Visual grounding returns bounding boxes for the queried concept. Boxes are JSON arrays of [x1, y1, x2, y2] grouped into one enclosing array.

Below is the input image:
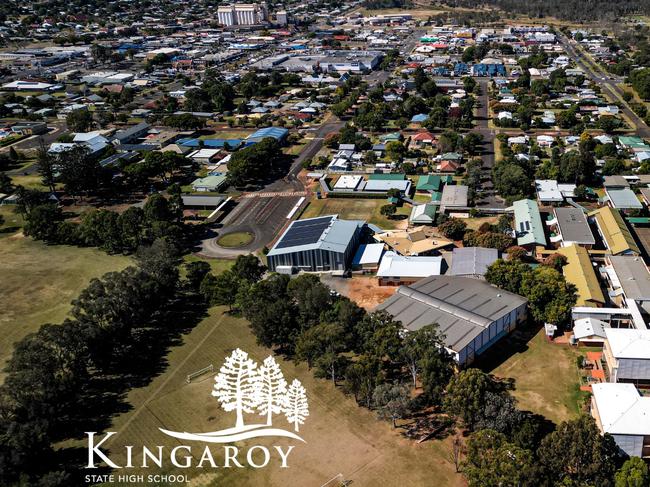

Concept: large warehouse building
[[267, 215, 364, 272], [376, 276, 528, 366]]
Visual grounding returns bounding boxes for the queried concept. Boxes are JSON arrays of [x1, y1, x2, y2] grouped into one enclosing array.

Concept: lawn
[[183, 254, 235, 275], [301, 197, 411, 229], [0, 235, 131, 380], [99, 307, 465, 486], [484, 329, 587, 424], [9, 173, 49, 191], [216, 231, 254, 248]]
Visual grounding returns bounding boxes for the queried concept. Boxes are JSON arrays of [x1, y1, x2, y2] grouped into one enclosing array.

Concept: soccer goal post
[[320, 473, 347, 487], [186, 364, 214, 383]]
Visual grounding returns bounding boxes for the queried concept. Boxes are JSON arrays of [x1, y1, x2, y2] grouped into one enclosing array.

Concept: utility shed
[[376, 276, 528, 366], [266, 215, 363, 272]]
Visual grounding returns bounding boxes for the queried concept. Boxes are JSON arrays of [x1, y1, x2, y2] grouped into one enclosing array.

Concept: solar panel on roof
[[275, 217, 333, 249]]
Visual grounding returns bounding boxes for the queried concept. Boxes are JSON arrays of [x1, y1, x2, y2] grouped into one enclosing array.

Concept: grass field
[[487, 329, 587, 424], [216, 231, 254, 248], [0, 235, 131, 379], [301, 197, 411, 229], [100, 307, 465, 487]]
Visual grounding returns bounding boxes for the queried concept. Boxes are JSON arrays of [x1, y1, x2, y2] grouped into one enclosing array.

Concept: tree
[[444, 369, 501, 430], [201, 270, 241, 310], [461, 132, 484, 156], [23, 204, 63, 242], [239, 274, 299, 351], [56, 146, 101, 198], [485, 259, 533, 294], [232, 254, 266, 284], [117, 207, 145, 251], [185, 261, 211, 291], [283, 379, 309, 432], [135, 238, 181, 292], [227, 138, 284, 187], [295, 323, 347, 384], [380, 204, 396, 219], [521, 265, 577, 326], [343, 355, 384, 408], [615, 457, 649, 487], [287, 274, 332, 328], [373, 383, 411, 428], [256, 356, 288, 426], [538, 416, 619, 486], [65, 109, 93, 132], [463, 429, 536, 487], [212, 349, 260, 429], [401, 324, 440, 388], [36, 146, 56, 193], [419, 344, 455, 406], [439, 218, 467, 240]]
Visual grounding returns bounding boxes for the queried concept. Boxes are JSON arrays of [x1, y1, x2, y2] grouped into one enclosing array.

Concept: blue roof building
[[247, 127, 289, 143]]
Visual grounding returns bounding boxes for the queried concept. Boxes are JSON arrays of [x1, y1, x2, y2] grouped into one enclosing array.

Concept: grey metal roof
[[181, 195, 225, 207], [617, 358, 650, 381], [376, 276, 527, 353], [267, 215, 362, 256], [440, 185, 468, 207], [449, 247, 499, 277], [612, 435, 643, 458], [606, 188, 643, 209], [555, 207, 595, 245], [609, 255, 650, 300]]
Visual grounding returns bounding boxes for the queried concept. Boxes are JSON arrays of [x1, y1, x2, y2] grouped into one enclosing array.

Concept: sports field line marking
[[105, 311, 229, 445]]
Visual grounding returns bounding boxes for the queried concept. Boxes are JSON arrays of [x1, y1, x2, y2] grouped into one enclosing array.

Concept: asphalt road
[[558, 33, 650, 139], [472, 78, 505, 208]]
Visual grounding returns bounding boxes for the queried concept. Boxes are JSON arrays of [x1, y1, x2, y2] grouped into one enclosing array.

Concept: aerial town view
[[2, 0, 650, 485]]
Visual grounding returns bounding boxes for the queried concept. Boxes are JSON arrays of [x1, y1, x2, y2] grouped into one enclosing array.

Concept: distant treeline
[[363, 0, 412, 10], [438, 0, 650, 22]]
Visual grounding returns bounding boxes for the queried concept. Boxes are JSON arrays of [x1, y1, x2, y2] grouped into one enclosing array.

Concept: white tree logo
[[212, 349, 260, 429], [257, 356, 288, 426], [284, 379, 309, 432], [160, 349, 309, 443]]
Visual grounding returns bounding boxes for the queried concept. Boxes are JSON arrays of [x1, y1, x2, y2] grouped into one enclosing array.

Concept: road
[[558, 33, 650, 139], [472, 78, 504, 208]]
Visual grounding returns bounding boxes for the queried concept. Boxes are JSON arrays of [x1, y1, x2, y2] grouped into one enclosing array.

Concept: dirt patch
[[347, 276, 398, 310]]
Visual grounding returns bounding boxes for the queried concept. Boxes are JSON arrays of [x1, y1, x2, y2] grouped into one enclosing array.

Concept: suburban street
[[558, 33, 650, 139]]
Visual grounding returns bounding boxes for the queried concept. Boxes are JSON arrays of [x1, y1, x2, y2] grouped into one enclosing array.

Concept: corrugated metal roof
[[449, 247, 499, 277], [608, 255, 650, 300], [617, 359, 650, 380], [589, 207, 640, 255], [376, 276, 527, 353], [554, 207, 595, 245], [557, 245, 605, 307], [513, 199, 546, 246], [611, 435, 643, 458]]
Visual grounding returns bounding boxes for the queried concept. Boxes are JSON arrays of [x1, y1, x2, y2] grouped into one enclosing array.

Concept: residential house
[[513, 199, 547, 249]]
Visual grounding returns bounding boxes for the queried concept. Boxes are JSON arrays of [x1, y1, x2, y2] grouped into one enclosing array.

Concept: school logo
[[159, 349, 309, 443]]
